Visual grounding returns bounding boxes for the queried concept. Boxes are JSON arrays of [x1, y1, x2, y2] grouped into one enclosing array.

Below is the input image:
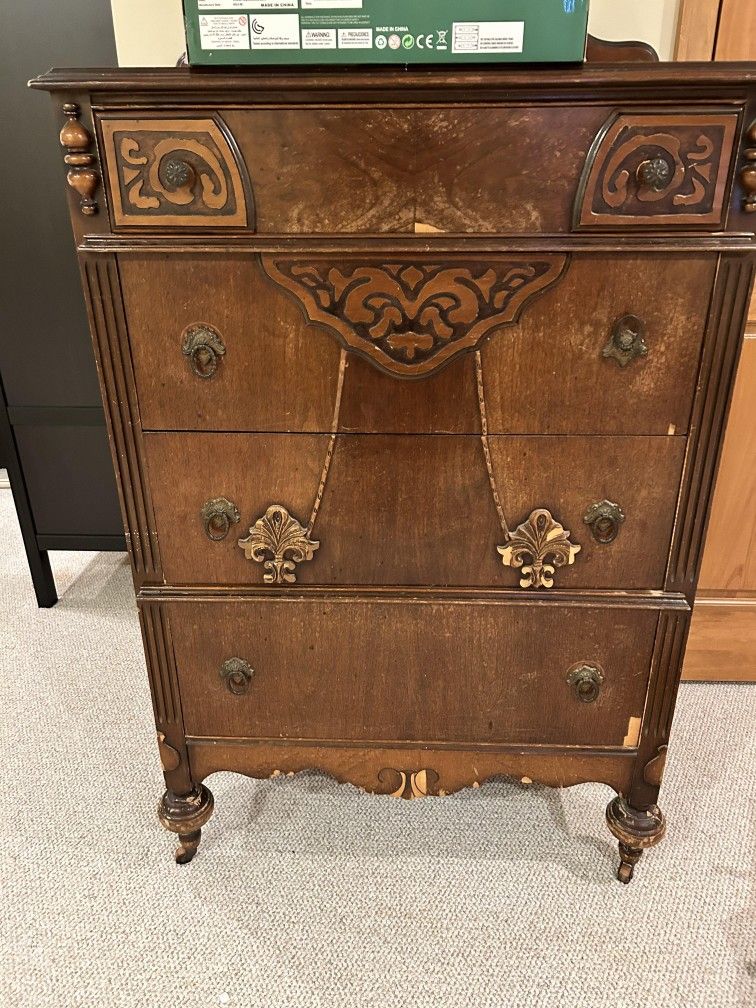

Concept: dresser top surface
[[30, 62, 756, 100]]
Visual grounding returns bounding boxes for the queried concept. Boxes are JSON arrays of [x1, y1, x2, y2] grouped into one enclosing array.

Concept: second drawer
[[144, 432, 685, 590]]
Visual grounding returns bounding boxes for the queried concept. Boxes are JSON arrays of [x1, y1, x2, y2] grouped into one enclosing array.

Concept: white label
[[198, 1, 297, 9], [452, 21, 524, 54], [249, 13, 300, 48], [302, 28, 337, 49], [199, 14, 250, 49], [338, 28, 372, 48], [303, 1, 362, 8]]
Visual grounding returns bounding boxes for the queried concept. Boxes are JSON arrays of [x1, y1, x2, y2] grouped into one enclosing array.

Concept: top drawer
[[95, 107, 739, 234]]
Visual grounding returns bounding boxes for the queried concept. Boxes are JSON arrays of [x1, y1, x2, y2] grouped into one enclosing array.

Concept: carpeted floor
[[1, 488, 754, 1008]]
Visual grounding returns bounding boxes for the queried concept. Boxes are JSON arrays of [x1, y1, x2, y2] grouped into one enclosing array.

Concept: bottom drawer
[[166, 598, 659, 748]]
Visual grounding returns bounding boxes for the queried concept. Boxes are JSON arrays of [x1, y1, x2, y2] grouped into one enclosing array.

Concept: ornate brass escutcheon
[[220, 657, 254, 696], [200, 497, 240, 542], [567, 663, 605, 703], [584, 500, 625, 544], [181, 322, 226, 379], [602, 314, 648, 368]]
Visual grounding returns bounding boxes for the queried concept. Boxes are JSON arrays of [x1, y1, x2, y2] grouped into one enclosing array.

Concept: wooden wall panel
[[715, 0, 756, 60], [679, 0, 756, 680]]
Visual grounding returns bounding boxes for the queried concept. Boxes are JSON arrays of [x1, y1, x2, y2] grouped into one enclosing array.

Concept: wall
[[110, 0, 682, 66]]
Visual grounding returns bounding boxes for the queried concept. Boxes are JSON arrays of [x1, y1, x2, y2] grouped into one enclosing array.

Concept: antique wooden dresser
[[32, 64, 756, 882]]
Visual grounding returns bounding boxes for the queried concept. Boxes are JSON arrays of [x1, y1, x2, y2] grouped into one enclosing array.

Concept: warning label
[[199, 14, 250, 48], [452, 21, 524, 54], [338, 28, 373, 48], [302, 28, 337, 49]]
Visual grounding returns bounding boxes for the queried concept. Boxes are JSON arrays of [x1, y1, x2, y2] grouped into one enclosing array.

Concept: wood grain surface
[[168, 598, 657, 747], [143, 432, 685, 590]]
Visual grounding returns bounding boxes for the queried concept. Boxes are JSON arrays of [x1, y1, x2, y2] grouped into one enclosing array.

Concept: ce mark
[[416, 33, 435, 50]]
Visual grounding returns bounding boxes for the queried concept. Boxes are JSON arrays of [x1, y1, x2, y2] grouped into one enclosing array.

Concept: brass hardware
[[741, 121, 756, 213], [59, 103, 99, 216], [498, 508, 581, 589], [636, 156, 673, 192], [602, 314, 648, 368], [159, 157, 195, 190], [567, 663, 604, 703], [238, 505, 319, 584], [220, 657, 254, 696], [200, 497, 240, 541], [181, 323, 226, 379], [584, 500, 625, 544]]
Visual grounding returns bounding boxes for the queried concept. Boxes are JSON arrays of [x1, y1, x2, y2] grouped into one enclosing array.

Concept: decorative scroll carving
[[378, 768, 439, 799], [498, 509, 581, 589], [261, 255, 567, 378], [741, 120, 756, 213], [575, 111, 738, 228], [100, 116, 250, 227], [60, 103, 99, 216], [238, 505, 319, 584]]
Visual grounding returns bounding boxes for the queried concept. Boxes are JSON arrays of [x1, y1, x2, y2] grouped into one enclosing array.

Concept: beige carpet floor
[[1, 488, 754, 1008]]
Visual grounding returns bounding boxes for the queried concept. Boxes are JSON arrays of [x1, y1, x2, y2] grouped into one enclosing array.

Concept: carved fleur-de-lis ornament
[[498, 508, 581, 589], [238, 505, 319, 584]]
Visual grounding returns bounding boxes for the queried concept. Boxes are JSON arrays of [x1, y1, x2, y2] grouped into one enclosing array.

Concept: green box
[[183, 1, 589, 66]]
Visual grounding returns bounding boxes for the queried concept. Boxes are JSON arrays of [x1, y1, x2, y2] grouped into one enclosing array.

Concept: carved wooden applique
[[261, 255, 567, 378], [574, 111, 738, 229], [99, 116, 250, 227]]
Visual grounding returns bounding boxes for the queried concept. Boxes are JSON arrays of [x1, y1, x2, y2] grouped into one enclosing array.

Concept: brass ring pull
[[220, 658, 254, 696], [567, 663, 604, 704], [182, 323, 226, 379], [201, 497, 240, 541], [602, 314, 647, 368], [584, 500, 625, 544]]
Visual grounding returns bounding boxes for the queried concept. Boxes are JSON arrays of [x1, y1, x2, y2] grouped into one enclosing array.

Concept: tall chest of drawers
[[33, 64, 756, 881]]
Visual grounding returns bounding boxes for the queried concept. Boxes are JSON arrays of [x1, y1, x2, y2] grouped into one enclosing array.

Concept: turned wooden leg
[[606, 795, 666, 884], [158, 784, 214, 864]]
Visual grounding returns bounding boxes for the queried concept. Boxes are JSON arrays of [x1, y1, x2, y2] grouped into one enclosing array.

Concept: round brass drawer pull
[[201, 497, 240, 541], [160, 156, 195, 190], [220, 658, 254, 696], [636, 156, 672, 192], [567, 663, 604, 704], [584, 500, 625, 544], [181, 322, 226, 379]]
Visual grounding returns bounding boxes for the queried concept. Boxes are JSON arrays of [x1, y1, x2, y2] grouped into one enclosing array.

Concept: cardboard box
[[183, 1, 589, 67]]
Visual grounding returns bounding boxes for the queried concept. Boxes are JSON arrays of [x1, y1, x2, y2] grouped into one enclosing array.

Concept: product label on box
[[303, 1, 363, 8], [199, 0, 296, 8], [199, 14, 250, 48], [249, 12, 300, 47], [302, 28, 337, 48], [452, 21, 524, 54], [338, 27, 373, 48]]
